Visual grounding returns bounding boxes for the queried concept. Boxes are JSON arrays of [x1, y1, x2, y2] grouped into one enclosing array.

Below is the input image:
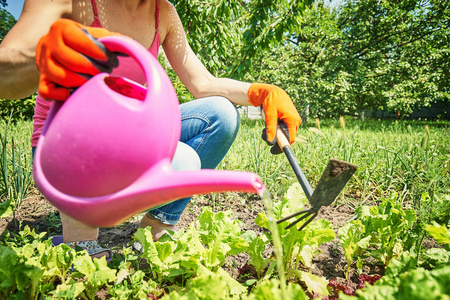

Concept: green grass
[[0, 118, 33, 220], [221, 117, 450, 224]]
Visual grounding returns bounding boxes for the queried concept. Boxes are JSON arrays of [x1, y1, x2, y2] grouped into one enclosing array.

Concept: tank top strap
[[149, 0, 161, 58], [90, 0, 102, 27], [155, 0, 160, 30]]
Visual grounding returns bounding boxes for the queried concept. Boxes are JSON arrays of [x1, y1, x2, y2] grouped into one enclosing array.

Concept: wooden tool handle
[[261, 110, 290, 149], [275, 126, 290, 149]]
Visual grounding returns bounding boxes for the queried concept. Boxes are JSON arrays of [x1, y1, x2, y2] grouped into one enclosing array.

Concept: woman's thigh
[[179, 96, 240, 169]]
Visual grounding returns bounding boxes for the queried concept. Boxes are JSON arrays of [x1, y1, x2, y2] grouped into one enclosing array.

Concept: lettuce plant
[[133, 206, 249, 290], [250, 183, 334, 295], [339, 193, 417, 273]]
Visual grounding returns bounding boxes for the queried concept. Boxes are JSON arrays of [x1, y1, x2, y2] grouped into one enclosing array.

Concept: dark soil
[[0, 188, 383, 298]]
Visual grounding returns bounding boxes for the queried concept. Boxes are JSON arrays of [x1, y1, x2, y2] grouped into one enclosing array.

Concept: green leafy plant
[[246, 278, 308, 300], [0, 244, 44, 299], [358, 194, 417, 265], [255, 183, 335, 268], [0, 227, 52, 299], [197, 207, 248, 269], [45, 211, 62, 235], [0, 94, 36, 122], [161, 267, 247, 300], [108, 246, 157, 299], [338, 220, 372, 278], [241, 230, 271, 279], [339, 193, 418, 277], [250, 183, 334, 295], [0, 226, 117, 299], [134, 207, 249, 287], [340, 253, 450, 300], [420, 222, 450, 268], [52, 252, 116, 300], [133, 226, 200, 284], [426, 222, 450, 250]]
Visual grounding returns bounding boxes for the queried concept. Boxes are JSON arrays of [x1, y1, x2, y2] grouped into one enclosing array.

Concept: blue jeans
[[147, 96, 240, 224]]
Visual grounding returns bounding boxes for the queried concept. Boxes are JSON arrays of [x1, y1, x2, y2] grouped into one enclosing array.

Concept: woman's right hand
[[36, 19, 120, 101]]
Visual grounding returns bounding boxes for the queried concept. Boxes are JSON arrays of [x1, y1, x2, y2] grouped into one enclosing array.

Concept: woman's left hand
[[248, 83, 302, 147]]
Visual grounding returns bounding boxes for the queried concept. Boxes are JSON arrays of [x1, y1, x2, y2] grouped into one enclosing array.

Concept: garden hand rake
[[272, 124, 358, 231]]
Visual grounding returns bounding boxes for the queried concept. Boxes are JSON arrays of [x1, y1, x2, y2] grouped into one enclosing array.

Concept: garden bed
[[1, 188, 386, 298]]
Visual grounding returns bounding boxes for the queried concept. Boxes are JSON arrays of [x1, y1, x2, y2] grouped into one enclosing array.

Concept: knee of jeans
[[171, 142, 201, 171], [209, 96, 241, 138]]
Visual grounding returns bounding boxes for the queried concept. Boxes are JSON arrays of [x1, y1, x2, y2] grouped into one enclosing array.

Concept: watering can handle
[[98, 36, 166, 103]]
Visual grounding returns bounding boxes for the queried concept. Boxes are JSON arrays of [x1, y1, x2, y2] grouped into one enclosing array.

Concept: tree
[[336, 0, 450, 115], [248, 2, 357, 117], [165, 0, 315, 104], [232, 0, 314, 77], [169, 0, 244, 76], [1, 6, 15, 42], [247, 0, 449, 118], [168, 0, 314, 78], [0, 0, 7, 8]]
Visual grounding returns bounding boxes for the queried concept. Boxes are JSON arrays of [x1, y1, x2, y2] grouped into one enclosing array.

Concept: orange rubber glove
[[248, 83, 302, 152], [36, 19, 121, 101]]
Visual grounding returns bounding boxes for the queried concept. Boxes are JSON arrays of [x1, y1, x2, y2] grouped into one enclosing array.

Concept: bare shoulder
[[16, 0, 73, 29], [158, 1, 181, 31], [21, 0, 72, 16], [158, 0, 177, 14], [157, 0, 184, 43], [0, 0, 71, 48], [158, 0, 180, 26]]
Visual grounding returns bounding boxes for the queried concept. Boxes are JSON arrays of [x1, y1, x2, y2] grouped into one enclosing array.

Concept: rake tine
[[296, 212, 319, 231], [277, 208, 313, 224], [284, 211, 313, 230]]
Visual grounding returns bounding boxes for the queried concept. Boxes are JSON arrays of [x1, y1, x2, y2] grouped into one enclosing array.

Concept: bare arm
[[161, 2, 252, 106], [0, 0, 70, 99]]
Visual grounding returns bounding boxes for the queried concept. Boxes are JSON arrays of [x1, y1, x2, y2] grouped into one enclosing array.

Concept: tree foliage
[[169, 0, 243, 76], [0, 6, 15, 41], [245, 0, 449, 117], [169, 0, 449, 117], [1, 0, 449, 119], [248, 2, 361, 117], [233, 0, 314, 77], [169, 0, 314, 78], [336, 0, 450, 115]]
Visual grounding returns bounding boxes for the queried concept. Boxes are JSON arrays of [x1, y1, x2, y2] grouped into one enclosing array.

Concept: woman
[[0, 0, 301, 260]]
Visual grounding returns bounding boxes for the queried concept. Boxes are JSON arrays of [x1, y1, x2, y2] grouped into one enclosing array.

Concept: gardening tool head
[[277, 158, 358, 231], [308, 158, 358, 210], [33, 35, 264, 227], [269, 122, 359, 230]]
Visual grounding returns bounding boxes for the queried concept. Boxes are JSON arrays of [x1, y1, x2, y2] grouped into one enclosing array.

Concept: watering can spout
[[161, 168, 265, 199]]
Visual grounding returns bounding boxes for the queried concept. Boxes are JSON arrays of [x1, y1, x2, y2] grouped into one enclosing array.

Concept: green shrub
[[0, 94, 36, 122]]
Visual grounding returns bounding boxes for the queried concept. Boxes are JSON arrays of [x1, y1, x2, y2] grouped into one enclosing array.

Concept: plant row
[[1, 183, 449, 299]]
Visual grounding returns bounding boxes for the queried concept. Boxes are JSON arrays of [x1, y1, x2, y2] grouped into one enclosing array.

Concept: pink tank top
[[31, 0, 161, 147]]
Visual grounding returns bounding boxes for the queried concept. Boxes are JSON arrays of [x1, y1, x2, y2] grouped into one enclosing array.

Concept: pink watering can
[[33, 36, 265, 227]]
